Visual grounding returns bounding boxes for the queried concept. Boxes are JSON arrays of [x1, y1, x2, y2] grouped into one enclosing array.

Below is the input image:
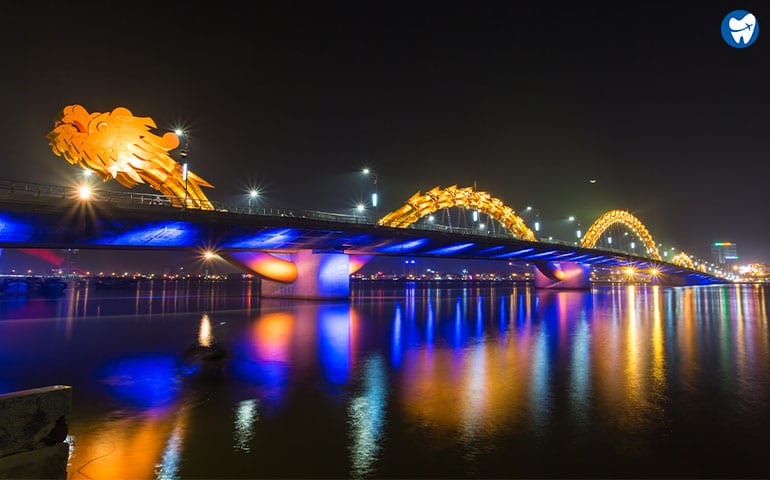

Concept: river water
[[1, 279, 768, 478]]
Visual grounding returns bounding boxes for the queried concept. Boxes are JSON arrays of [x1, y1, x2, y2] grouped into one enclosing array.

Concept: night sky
[[1, 1, 769, 270]]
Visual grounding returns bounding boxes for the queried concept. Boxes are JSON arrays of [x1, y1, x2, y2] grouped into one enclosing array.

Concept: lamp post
[[362, 167, 379, 221], [248, 189, 259, 214], [175, 129, 189, 209], [523, 205, 541, 238], [568, 215, 582, 245]]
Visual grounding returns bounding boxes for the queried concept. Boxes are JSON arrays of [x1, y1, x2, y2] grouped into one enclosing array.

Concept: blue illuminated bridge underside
[[0, 195, 719, 284]]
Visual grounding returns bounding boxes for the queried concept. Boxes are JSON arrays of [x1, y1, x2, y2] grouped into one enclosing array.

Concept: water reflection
[[1, 282, 769, 478], [233, 399, 258, 453], [349, 355, 386, 479]]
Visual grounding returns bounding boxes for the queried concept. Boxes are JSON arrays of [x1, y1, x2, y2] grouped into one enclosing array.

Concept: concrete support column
[[534, 261, 591, 289], [224, 250, 351, 300]]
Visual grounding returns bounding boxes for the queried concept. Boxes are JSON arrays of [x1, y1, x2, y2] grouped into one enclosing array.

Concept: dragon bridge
[[377, 185, 536, 241], [47, 105, 214, 209], [580, 209, 662, 260], [671, 252, 695, 269]]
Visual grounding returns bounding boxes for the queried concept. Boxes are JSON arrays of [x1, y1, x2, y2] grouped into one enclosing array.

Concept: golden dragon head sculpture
[[47, 104, 214, 209]]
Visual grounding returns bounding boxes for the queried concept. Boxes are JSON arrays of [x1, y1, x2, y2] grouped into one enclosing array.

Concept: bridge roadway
[[0, 183, 722, 294]]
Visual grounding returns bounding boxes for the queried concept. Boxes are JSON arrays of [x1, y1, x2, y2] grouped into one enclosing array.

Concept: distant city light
[[356, 204, 365, 212], [371, 192, 378, 208], [249, 189, 259, 198]]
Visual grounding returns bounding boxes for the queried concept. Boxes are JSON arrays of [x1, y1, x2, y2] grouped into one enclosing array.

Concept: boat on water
[[34, 278, 68, 296], [1, 277, 68, 297], [3, 279, 29, 296]]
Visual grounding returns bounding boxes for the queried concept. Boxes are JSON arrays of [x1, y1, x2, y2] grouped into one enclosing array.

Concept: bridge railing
[[0, 179, 70, 197], [0, 178, 370, 225]]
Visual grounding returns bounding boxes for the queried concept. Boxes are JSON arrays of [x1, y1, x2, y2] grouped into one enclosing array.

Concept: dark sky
[[1, 1, 769, 265]]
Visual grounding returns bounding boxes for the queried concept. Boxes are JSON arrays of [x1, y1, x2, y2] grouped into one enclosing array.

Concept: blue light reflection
[[99, 354, 180, 408]]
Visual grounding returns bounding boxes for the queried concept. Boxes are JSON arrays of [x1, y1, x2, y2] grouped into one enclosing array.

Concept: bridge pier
[[223, 250, 352, 300], [534, 261, 591, 289]]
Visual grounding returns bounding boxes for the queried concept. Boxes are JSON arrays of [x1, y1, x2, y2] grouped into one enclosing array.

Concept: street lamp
[[248, 189, 259, 214], [362, 167, 379, 218], [568, 215, 582, 242], [78, 184, 92, 200], [523, 205, 541, 235], [175, 129, 189, 209]]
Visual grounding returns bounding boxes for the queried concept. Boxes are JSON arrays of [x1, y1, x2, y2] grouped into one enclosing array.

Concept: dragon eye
[[72, 120, 87, 133], [96, 121, 108, 132]]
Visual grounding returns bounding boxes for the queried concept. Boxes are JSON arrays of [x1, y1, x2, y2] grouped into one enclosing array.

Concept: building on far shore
[[712, 242, 739, 267]]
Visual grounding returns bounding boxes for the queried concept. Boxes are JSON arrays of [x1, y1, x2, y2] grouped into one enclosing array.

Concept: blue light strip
[[223, 228, 300, 249], [590, 258, 616, 264], [424, 242, 476, 255], [477, 245, 506, 255], [492, 248, 535, 258], [524, 250, 559, 259], [376, 238, 430, 253], [550, 252, 578, 259]]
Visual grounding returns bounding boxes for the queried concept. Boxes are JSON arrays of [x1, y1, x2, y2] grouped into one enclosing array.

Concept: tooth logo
[[721, 10, 759, 48]]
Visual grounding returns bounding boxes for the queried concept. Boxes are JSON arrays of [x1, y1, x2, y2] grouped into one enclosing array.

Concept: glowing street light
[[248, 189, 259, 214], [522, 205, 541, 235], [175, 129, 190, 208], [362, 167, 379, 214], [567, 215, 582, 242], [78, 184, 92, 200]]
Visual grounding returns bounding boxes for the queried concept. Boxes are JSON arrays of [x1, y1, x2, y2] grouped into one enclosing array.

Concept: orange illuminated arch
[[377, 185, 536, 241], [580, 210, 661, 260], [671, 252, 695, 269]]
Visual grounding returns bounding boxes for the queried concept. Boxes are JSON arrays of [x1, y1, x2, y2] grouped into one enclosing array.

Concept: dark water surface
[[1, 280, 769, 479]]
